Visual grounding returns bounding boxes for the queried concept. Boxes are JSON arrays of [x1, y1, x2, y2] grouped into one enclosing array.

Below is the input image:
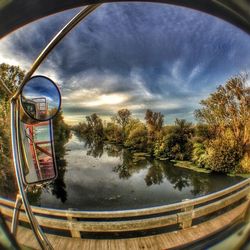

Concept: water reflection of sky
[[38, 134, 243, 211]]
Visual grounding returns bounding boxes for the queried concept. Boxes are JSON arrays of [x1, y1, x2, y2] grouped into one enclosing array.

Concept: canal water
[[31, 133, 243, 211]]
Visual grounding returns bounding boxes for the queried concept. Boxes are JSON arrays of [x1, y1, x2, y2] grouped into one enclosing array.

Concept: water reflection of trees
[[105, 144, 123, 158], [144, 163, 164, 186], [153, 160, 210, 195], [111, 150, 210, 195], [74, 134, 227, 198], [159, 161, 191, 191], [86, 140, 104, 158], [113, 150, 148, 180], [113, 150, 133, 179]]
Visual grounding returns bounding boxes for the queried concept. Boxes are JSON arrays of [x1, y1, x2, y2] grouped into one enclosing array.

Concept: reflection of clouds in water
[[38, 135, 243, 210]]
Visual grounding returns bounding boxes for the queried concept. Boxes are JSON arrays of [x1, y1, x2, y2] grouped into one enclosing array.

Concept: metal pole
[[12, 4, 101, 100], [11, 99, 53, 249], [10, 4, 101, 249], [11, 194, 22, 236]]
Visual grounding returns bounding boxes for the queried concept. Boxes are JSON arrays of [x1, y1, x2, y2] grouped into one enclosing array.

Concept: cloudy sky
[[0, 3, 250, 125]]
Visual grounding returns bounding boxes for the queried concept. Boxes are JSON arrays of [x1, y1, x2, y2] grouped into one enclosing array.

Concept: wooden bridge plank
[[2, 185, 249, 234], [0, 185, 248, 239], [8, 200, 248, 250]]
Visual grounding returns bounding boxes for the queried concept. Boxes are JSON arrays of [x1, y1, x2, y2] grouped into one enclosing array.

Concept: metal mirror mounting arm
[[10, 4, 101, 249]]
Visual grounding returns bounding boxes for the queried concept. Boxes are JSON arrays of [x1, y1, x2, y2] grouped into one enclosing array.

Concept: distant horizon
[[64, 112, 195, 126], [64, 107, 198, 126]]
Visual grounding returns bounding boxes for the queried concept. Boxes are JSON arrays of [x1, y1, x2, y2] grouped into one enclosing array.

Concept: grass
[[171, 160, 212, 173], [227, 173, 250, 179]]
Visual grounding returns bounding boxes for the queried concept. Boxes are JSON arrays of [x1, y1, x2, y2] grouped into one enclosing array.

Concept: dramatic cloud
[[1, 3, 250, 124]]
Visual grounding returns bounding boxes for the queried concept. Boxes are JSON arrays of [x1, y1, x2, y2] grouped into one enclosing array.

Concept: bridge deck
[[11, 201, 248, 250]]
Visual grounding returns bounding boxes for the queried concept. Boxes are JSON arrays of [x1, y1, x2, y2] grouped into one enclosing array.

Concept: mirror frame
[[17, 111, 58, 185], [20, 75, 62, 122]]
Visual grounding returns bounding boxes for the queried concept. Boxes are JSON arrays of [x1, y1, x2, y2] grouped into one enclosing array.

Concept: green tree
[[86, 113, 104, 140], [72, 121, 89, 136], [193, 123, 214, 144], [192, 142, 207, 168], [113, 109, 131, 128], [52, 110, 71, 159], [145, 109, 164, 133], [124, 120, 147, 151], [0, 63, 24, 197], [154, 119, 193, 160], [113, 109, 131, 140], [145, 109, 164, 154], [105, 122, 123, 144]]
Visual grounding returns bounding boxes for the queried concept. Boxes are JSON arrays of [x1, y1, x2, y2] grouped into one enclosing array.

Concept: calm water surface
[[32, 134, 243, 211]]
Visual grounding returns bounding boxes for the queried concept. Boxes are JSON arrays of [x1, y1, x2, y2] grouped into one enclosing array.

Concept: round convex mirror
[[21, 76, 61, 121]]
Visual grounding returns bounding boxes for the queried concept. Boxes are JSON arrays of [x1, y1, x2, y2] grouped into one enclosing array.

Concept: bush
[[205, 138, 243, 173], [154, 132, 193, 161], [105, 122, 123, 144], [125, 123, 147, 150], [192, 142, 207, 167], [239, 153, 250, 173]]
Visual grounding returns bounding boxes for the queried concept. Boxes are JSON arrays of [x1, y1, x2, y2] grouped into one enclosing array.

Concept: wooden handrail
[[0, 179, 249, 236], [0, 178, 249, 219]]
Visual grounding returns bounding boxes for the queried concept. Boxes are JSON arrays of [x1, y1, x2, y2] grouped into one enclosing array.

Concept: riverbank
[[228, 173, 250, 179], [130, 150, 250, 177], [130, 152, 212, 174], [170, 160, 211, 173], [170, 159, 250, 179], [27, 133, 244, 210]]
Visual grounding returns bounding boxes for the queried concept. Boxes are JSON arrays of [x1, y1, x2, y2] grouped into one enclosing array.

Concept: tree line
[[0, 63, 25, 197], [73, 74, 250, 174], [0, 63, 71, 201]]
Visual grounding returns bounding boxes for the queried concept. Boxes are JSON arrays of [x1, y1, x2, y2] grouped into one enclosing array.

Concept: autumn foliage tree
[[113, 108, 131, 140], [195, 74, 250, 145], [195, 74, 250, 172], [86, 113, 104, 140], [145, 109, 164, 153]]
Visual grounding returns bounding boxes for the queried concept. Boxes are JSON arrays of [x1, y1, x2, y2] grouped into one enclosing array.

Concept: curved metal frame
[[10, 4, 100, 249], [7, 1, 250, 249], [18, 119, 58, 185], [20, 75, 62, 122]]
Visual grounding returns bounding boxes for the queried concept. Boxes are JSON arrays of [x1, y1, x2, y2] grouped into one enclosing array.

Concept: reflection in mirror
[[21, 76, 61, 121], [19, 120, 57, 184]]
